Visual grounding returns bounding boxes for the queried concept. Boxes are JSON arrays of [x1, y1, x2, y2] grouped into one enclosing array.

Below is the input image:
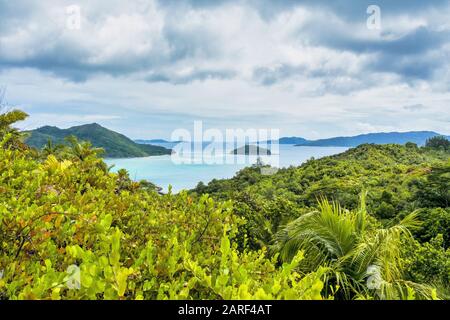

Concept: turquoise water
[[105, 145, 348, 193]]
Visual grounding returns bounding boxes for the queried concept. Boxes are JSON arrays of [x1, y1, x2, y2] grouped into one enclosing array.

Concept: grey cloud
[[0, 0, 230, 83], [298, 0, 450, 21], [367, 48, 446, 81], [253, 6, 450, 85], [252, 63, 373, 95], [292, 24, 450, 82], [313, 27, 450, 56], [162, 24, 223, 62], [1, 52, 149, 83], [0, 0, 39, 32], [157, 0, 233, 9], [253, 65, 306, 86], [158, 0, 450, 20], [403, 104, 426, 112], [1, 0, 449, 87], [145, 69, 236, 84]]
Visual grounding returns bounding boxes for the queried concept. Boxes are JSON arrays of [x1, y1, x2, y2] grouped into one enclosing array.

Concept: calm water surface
[[105, 144, 348, 192]]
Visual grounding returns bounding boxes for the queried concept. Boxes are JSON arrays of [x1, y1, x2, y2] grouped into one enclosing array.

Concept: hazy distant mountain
[[294, 131, 443, 147], [25, 123, 172, 158], [135, 139, 183, 144], [139, 131, 448, 149], [135, 139, 170, 144], [279, 137, 309, 144]]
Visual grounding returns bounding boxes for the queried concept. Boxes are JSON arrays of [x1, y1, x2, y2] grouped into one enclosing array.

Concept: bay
[[105, 144, 348, 193]]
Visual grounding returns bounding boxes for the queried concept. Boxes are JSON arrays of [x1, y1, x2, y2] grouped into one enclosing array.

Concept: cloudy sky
[[1, 0, 449, 139]]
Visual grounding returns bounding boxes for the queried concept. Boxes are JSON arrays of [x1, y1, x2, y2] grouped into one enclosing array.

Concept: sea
[[105, 143, 348, 193]]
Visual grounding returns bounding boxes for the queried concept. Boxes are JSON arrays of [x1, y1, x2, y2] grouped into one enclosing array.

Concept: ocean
[[105, 144, 348, 193]]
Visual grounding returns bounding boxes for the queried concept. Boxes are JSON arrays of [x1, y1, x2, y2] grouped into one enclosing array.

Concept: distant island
[[135, 139, 184, 144], [231, 145, 271, 155], [25, 123, 172, 158], [26, 126, 448, 159], [270, 131, 448, 147], [279, 137, 309, 144]]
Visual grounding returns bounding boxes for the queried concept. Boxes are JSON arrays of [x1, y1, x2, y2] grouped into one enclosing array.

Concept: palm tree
[[42, 138, 64, 157], [65, 135, 104, 161], [272, 193, 434, 299]]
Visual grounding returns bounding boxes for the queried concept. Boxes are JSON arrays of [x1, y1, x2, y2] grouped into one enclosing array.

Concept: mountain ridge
[[295, 131, 444, 147], [265, 131, 446, 147], [25, 123, 172, 158]]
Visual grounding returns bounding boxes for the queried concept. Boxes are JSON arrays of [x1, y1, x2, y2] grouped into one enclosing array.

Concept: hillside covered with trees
[[25, 123, 172, 158], [0, 110, 449, 300], [194, 137, 450, 298]]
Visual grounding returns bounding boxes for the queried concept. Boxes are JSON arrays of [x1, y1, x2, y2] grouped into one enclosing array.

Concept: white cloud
[[18, 113, 121, 131], [0, 0, 449, 138]]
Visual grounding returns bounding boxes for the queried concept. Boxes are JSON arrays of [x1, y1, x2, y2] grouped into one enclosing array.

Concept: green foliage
[[410, 161, 450, 208], [375, 202, 396, 219], [403, 236, 450, 299], [195, 144, 449, 242], [1, 110, 448, 300], [0, 136, 327, 300], [425, 136, 450, 151], [41, 139, 64, 158], [193, 143, 450, 298], [0, 109, 29, 150], [25, 123, 172, 158], [272, 194, 433, 299], [412, 208, 450, 248]]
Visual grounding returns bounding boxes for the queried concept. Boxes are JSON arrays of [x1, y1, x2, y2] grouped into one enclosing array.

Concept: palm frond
[[273, 193, 427, 299]]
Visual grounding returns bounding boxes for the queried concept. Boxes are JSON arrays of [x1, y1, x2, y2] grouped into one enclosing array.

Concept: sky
[[0, 0, 449, 139]]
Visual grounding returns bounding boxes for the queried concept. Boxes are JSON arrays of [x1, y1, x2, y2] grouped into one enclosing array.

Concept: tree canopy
[[1, 110, 449, 300]]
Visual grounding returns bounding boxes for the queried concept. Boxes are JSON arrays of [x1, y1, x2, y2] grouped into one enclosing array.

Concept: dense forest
[[0, 110, 449, 300], [25, 123, 172, 158]]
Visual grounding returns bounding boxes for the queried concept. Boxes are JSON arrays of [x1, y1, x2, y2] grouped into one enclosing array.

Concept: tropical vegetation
[[0, 109, 449, 300], [25, 123, 172, 158]]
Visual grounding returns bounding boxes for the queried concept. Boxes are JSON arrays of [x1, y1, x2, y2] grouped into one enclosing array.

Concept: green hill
[[2, 107, 449, 300], [25, 123, 172, 158], [194, 143, 450, 242]]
